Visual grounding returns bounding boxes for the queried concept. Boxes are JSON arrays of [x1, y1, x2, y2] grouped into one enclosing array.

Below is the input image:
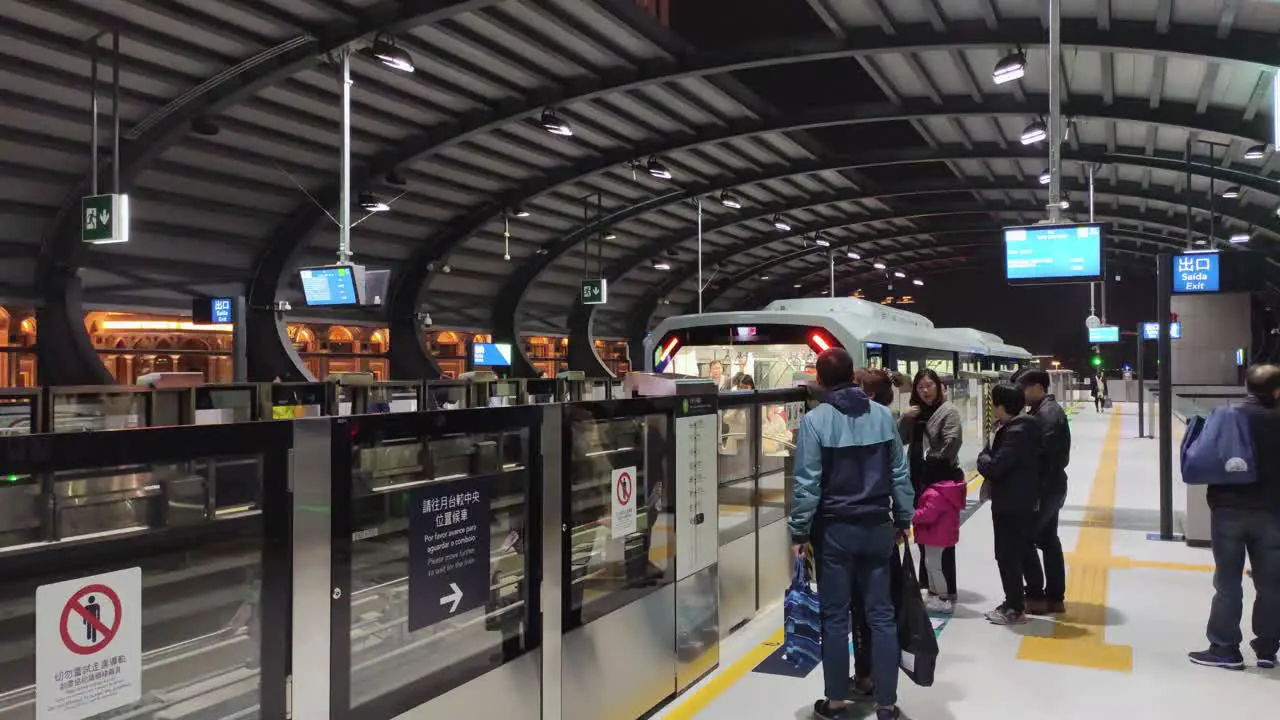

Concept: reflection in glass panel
[[565, 413, 674, 628], [50, 393, 146, 432], [667, 345, 814, 390], [0, 456, 266, 719], [346, 428, 532, 709], [718, 405, 756, 545]]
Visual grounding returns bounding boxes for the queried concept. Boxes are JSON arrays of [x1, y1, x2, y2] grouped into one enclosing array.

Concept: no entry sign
[[37, 568, 142, 720], [610, 466, 638, 539]]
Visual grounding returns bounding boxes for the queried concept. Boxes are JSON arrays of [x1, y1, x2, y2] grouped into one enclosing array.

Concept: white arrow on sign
[[439, 583, 463, 613]]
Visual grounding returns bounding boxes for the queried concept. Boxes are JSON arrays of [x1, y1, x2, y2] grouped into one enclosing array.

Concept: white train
[[645, 297, 1031, 388]]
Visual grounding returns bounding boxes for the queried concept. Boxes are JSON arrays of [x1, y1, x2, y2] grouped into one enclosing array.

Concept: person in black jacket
[[1018, 370, 1072, 615], [1189, 364, 1280, 671], [977, 384, 1043, 626]]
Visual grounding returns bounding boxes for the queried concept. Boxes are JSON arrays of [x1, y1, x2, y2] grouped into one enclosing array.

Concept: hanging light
[[538, 108, 573, 137], [1243, 144, 1267, 160], [893, 271, 906, 279], [370, 35, 414, 73], [873, 262, 887, 270], [1229, 232, 1251, 244], [652, 259, 671, 271], [510, 206, 530, 218], [358, 192, 390, 212], [846, 251, 861, 260], [793, 283, 803, 289], [719, 190, 742, 209], [1020, 119, 1048, 145], [773, 215, 791, 232], [603, 231, 617, 240], [913, 278, 924, 286], [760, 274, 770, 280], [813, 232, 830, 247], [1057, 199, 1070, 210], [992, 49, 1026, 85], [646, 156, 672, 180], [1039, 168, 1052, 185], [1221, 186, 1241, 199]]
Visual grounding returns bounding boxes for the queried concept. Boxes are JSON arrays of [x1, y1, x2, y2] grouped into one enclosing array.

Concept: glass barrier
[[717, 395, 757, 545], [0, 423, 292, 720], [563, 403, 674, 629], [0, 391, 39, 436], [47, 389, 148, 432], [330, 407, 544, 718], [758, 397, 801, 527]]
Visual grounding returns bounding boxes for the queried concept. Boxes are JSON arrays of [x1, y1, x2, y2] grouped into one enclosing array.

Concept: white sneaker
[[924, 596, 954, 614]]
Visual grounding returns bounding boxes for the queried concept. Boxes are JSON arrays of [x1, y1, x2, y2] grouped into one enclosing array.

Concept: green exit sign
[[81, 193, 130, 244], [582, 278, 608, 305]]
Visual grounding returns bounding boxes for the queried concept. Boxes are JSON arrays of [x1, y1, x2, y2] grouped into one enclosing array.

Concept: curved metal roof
[[1, 0, 1277, 358]]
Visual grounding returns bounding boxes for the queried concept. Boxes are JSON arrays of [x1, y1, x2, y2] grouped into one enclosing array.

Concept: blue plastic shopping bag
[[1181, 406, 1257, 486], [783, 553, 821, 671]]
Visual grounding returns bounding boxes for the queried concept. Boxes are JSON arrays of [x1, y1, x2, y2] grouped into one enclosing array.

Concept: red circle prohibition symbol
[[615, 472, 633, 505], [59, 584, 122, 656]]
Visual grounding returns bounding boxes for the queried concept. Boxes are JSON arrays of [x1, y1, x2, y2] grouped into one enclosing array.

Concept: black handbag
[[895, 545, 940, 687]]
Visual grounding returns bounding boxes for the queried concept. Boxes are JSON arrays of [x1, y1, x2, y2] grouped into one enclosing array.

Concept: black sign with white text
[[408, 476, 492, 631]]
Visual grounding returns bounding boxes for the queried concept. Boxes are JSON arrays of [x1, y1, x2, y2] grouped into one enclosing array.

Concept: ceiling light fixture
[[1221, 186, 1241, 199], [992, 49, 1027, 85], [1229, 232, 1251, 244], [603, 231, 617, 240], [539, 108, 573, 136], [773, 215, 791, 232], [370, 35, 414, 73], [793, 283, 803, 289], [719, 190, 742, 209], [760, 274, 770, 280], [873, 262, 887, 270], [510, 206, 530, 218], [913, 279, 924, 286], [847, 251, 861, 260], [893, 271, 906, 279], [1020, 119, 1048, 145], [813, 233, 830, 247], [1039, 168, 1052, 185], [359, 192, 390, 212], [1243, 144, 1267, 160], [652, 259, 671, 271], [647, 156, 671, 180]]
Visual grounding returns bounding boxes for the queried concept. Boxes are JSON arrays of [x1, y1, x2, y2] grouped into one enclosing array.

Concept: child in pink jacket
[[913, 477, 968, 614]]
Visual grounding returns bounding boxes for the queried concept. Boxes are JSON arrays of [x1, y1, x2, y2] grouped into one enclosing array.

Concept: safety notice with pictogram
[[610, 465, 638, 539], [36, 568, 142, 720]]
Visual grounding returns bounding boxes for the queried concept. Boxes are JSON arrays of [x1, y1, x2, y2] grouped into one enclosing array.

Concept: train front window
[[665, 344, 816, 390]]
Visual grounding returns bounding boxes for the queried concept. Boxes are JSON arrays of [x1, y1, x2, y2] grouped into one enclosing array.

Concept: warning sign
[[610, 466, 638, 539], [37, 568, 142, 720]]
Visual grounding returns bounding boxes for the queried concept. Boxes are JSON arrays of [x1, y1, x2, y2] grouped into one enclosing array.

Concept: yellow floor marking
[[1063, 554, 1215, 573], [661, 629, 784, 720], [1018, 410, 1135, 672]]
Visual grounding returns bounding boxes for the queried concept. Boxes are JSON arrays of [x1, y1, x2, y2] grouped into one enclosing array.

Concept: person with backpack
[[1018, 370, 1071, 615], [790, 349, 913, 720], [1187, 364, 1280, 671]]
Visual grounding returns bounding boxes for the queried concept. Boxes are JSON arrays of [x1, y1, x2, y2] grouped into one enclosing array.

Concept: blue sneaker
[[1188, 648, 1245, 670]]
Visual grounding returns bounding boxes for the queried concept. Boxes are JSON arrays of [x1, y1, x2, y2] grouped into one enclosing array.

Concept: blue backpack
[[1181, 407, 1257, 486]]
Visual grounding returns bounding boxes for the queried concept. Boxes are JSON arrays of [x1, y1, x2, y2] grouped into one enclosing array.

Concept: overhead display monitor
[[191, 297, 233, 325], [1005, 223, 1104, 285], [1142, 322, 1183, 340], [1088, 325, 1120, 343], [1172, 253, 1220, 293], [473, 343, 512, 367], [299, 265, 359, 306]]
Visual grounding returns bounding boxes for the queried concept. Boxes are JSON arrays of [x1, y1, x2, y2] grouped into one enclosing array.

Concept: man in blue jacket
[[790, 348, 914, 720]]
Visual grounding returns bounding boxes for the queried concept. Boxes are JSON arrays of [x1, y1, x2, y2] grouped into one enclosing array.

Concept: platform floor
[[655, 404, 1277, 720]]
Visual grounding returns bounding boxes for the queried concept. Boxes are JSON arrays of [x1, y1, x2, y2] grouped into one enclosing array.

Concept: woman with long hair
[[899, 369, 965, 613]]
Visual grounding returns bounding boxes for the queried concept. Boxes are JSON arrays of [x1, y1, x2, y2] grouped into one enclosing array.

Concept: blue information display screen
[[473, 342, 512, 366], [1005, 223, 1104, 284], [1172, 253, 1220, 293], [299, 266, 358, 306], [1088, 325, 1120, 343], [1142, 322, 1182, 340]]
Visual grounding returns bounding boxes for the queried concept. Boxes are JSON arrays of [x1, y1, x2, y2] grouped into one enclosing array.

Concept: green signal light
[[1091, 356, 1102, 367]]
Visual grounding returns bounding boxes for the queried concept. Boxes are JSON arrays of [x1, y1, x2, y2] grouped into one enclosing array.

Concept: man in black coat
[[1018, 370, 1072, 615], [1189, 364, 1280, 671], [977, 383, 1043, 626]]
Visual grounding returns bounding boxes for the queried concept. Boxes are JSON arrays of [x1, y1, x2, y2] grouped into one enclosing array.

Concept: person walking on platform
[[1018, 370, 1071, 615], [977, 384, 1043, 626], [790, 348, 913, 720], [1189, 364, 1280, 671], [899, 369, 964, 612]]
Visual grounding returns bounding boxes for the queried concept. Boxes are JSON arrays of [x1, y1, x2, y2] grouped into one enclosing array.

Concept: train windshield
[[654, 324, 828, 390]]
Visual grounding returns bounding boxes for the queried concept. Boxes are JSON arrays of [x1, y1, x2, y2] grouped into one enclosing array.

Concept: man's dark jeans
[[1206, 507, 1280, 656], [816, 521, 899, 708], [1024, 492, 1067, 603], [992, 511, 1035, 613]]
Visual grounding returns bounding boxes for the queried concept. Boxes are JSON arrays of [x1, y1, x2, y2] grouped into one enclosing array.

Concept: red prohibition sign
[[59, 584, 122, 656], [615, 471, 633, 505]]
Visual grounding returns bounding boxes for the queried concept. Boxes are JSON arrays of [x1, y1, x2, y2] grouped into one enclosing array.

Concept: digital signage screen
[[1005, 223, 1104, 285], [473, 343, 512, 367], [1142, 322, 1182, 340], [1088, 325, 1120, 343], [299, 265, 359, 306], [1172, 253, 1220, 293]]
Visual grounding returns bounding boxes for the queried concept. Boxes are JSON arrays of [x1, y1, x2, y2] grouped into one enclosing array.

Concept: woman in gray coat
[[899, 369, 964, 610]]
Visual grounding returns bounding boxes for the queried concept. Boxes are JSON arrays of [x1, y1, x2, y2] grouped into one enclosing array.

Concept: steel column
[[1047, 0, 1063, 221], [1157, 253, 1174, 539]]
